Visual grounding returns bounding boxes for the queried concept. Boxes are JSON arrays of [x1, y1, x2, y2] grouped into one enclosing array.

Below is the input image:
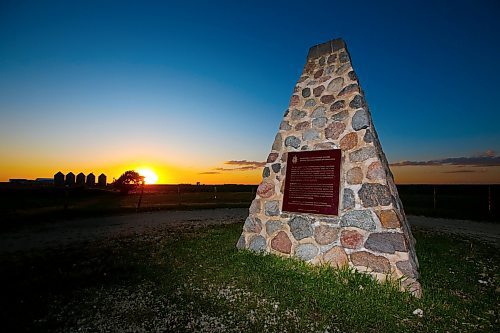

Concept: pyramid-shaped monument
[[237, 39, 421, 297]]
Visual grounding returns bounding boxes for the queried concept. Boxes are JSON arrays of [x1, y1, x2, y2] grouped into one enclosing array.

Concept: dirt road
[[1, 208, 498, 253]]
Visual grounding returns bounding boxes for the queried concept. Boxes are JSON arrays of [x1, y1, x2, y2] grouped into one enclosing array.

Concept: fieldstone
[[336, 64, 351, 75], [236, 235, 246, 249], [307, 80, 317, 86], [338, 84, 359, 97], [243, 216, 262, 233], [302, 88, 311, 98], [313, 85, 325, 97], [363, 129, 373, 143], [289, 95, 300, 107], [340, 210, 376, 231], [352, 109, 369, 131], [271, 231, 292, 254], [365, 232, 407, 254], [311, 106, 326, 118], [342, 188, 355, 210], [323, 246, 348, 267], [248, 235, 267, 252], [281, 152, 288, 162], [340, 132, 358, 151], [271, 163, 281, 173], [349, 94, 365, 109], [396, 260, 418, 279], [291, 109, 307, 120], [327, 54, 337, 64], [320, 217, 340, 224], [339, 52, 349, 63], [267, 152, 279, 163], [295, 243, 318, 261], [318, 56, 326, 66], [401, 279, 422, 298], [346, 167, 363, 185], [367, 161, 385, 181], [265, 200, 280, 216], [327, 77, 344, 93], [297, 76, 308, 83], [285, 136, 301, 149], [330, 100, 345, 111], [266, 220, 283, 236], [311, 142, 333, 150], [376, 209, 401, 229], [280, 121, 291, 131], [351, 251, 390, 273], [301, 145, 309, 150], [303, 129, 320, 141], [314, 225, 339, 245], [325, 122, 346, 140], [305, 99, 316, 108], [314, 69, 324, 79], [358, 183, 392, 207], [249, 199, 261, 214], [320, 95, 335, 104], [348, 71, 357, 81], [349, 146, 377, 162], [272, 133, 282, 151], [332, 110, 348, 121], [304, 62, 315, 74], [257, 181, 275, 198], [312, 117, 327, 128], [289, 216, 313, 240], [295, 121, 311, 130], [324, 65, 335, 75], [340, 230, 364, 249], [262, 167, 270, 178]]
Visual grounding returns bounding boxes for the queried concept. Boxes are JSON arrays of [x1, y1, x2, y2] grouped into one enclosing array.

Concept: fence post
[[433, 186, 437, 210], [488, 185, 492, 215], [214, 186, 217, 200], [178, 185, 181, 205]]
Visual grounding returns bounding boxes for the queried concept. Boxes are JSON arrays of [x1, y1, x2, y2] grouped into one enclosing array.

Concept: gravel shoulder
[[1, 208, 498, 253]]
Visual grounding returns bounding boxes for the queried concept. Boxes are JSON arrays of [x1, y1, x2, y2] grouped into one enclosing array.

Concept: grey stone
[[265, 200, 280, 216], [311, 106, 326, 118], [243, 216, 262, 233], [272, 133, 282, 151], [236, 235, 246, 249], [289, 216, 313, 240], [342, 188, 355, 210], [340, 210, 376, 231], [330, 100, 345, 111], [291, 109, 307, 120], [306, 80, 317, 86], [314, 225, 339, 245], [266, 220, 283, 236], [352, 109, 369, 130], [285, 136, 301, 149], [339, 52, 349, 63], [319, 56, 326, 66], [249, 199, 261, 214], [262, 167, 270, 178], [302, 88, 311, 98], [358, 183, 392, 207], [327, 77, 344, 93], [336, 64, 351, 75], [338, 83, 359, 96], [312, 117, 327, 128], [304, 99, 316, 108], [301, 145, 309, 150], [271, 163, 281, 173], [294, 243, 318, 261], [396, 260, 418, 279], [320, 217, 340, 224], [365, 233, 407, 254], [349, 146, 377, 162], [314, 142, 336, 149], [248, 235, 266, 252], [303, 129, 320, 141], [363, 129, 373, 143], [332, 110, 348, 121], [324, 65, 335, 75], [280, 121, 292, 131], [349, 95, 365, 109], [348, 71, 357, 81]]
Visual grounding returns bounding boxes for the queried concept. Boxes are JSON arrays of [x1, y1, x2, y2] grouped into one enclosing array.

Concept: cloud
[[224, 160, 266, 168], [200, 159, 265, 175], [390, 151, 500, 167], [441, 170, 484, 174], [198, 171, 221, 175]]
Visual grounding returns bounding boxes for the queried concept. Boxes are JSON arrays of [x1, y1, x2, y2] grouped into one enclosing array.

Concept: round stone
[[266, 220, 283, 236], [363, 129, 373, 143], [327, 54, 337, 64], [338, 84, 359, 97], [349, 95, 365, 109], [302, 88, 311, 98], [323, 246, 348, 268], [340, 210, 376, 231], [314, 142, 336, 149], [336, 64, 351, 75], [330, 100, 345, 111], [236, 235, 246, 249], [272, 133, 282, 151], [325, 122, 346, 140], [262, 167, 270, 178], [295, 121, 311, 130], [342, 188, 355, 210], [243, 216, 262, 233], [320, 94, 335, 104], [340, 132, 358, 151], [314, 225, 339, 245], [265, 200, 280, 216], [304, 99, 316, 108], [294, 243, 318, 261], [313, 85, 325, 97], [285, 136, 301, 149], [312, 117, 327, 129], [364, 232, 407, 254], [311, 106, 326, 118], [318, 56, 326, 66], [376, 209, 401, 229], [346, 167, 363, 184], [339, 52, 349, 63], [291, 109, 307, 120], [348, 71, 357, 81], [267, 152, 279, 163], [303, 129, 320, 141], [350, 251, 390, 273], [271, 231, 292, 254], [340, 230, 364, 249], [249, 235, 267, 252], [358, 183, 392, 207], [271, 163, 281, 173], [349, 146, 377, 162], [352, 109, 369, 131], [289, 95, 300, 107], [367, 161, 385, 180], [332, 110, 348, 121], [249, 199, 261, 214], [280, 121, 292, 131], [327, 77, 344, 93], [289, 216, 313, 240], [314, 69, 324, 79], [257, 181, 275, 198]]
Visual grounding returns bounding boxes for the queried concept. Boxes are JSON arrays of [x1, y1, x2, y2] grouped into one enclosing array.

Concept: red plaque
[[282, 149, 341, 215]]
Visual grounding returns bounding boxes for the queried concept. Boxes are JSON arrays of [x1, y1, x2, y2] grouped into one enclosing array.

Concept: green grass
[[1, 224, 498, 332]]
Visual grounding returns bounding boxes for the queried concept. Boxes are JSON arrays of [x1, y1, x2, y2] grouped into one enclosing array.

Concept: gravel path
[[0, 208, 498, 253]]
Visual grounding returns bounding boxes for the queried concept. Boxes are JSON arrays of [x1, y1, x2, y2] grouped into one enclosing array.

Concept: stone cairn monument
[[237, 38, 421, 297]]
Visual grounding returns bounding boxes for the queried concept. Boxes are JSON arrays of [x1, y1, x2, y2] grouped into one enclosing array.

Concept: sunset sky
[[1, 0, 499, 184]]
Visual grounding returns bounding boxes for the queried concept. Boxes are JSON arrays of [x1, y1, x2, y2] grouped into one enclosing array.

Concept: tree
[[113, 170, 144, 195]]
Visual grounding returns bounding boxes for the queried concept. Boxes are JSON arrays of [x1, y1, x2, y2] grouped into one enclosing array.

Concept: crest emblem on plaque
[[292, 155, 298, 164]]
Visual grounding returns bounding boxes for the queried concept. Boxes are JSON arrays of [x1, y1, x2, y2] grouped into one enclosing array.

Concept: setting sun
[[137, 168, 159, 184]]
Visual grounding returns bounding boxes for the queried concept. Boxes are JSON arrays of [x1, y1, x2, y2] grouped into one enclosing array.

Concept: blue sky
[[0, 0, 499, 183]]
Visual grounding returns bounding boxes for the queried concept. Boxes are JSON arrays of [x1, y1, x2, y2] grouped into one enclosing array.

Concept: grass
[[1, 222, 498, 332]]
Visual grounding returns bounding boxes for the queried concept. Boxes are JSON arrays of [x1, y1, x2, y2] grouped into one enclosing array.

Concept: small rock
[[340, 210, 376, 231], [295, 121, 311, 130], [340, 132, 358, 151], [323, 246, 348, 267], [349, 94, 365, 109], [327, 77, 344, 93], [271, 163, 281, 173], [340, 230, 364, 249], [267, 152, 279, 163], [320, 95, 335, 104], [302, 88, 311, 98], [351, 251, 390, 273], [303, 129, 320, 141], [314, 142, 336, 149], [363, 129, 373, 143], [262, 167, 270, 178], [271, 231, 292, 254], [314, 225, 339, 245], [243, 216, 262, 233], [348, 71, 357, 81], [257, 181, 275, 198], [311, 106, 327, 118], [349, 146, 377, 162], [289, 216, 313, 240], [342, 188, 355, 210], [358, 183, 392, 207], [266, 220, 283, 235], [314, 69, 324, 79], [313, 85, 325, 97], [338, 84, 359, 97], [280, 121, 291, 131], [336, 64, 351, 75], [236, 235, 246, 249], [367, 161, 385, 180], [327, 54, 337, 64], [346, 167, 363, 184], [339, 52, 349, 63], [249, 199, 261, 214], [365, 232, 407, 254], [265, 200, 280, 216], [375, 209, 401, 229], [312, 117, 327, 129], [272, 133, 282, 151], [330, 100, 345, 111], [295, 243, 318, 261], [289, 95, 300, 107], [304, 99, 316, 108], [285, 136, 301, 148], [332, 110, 348, 121], [291, 109, 307, 120], [249, 235, 267, 252], [325, 122, 346, 140], [412, 309, 423, 318], [352, 109, 369, 130]]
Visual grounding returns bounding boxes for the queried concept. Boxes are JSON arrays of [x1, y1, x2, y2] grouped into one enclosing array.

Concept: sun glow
[[137, 168, 159, 184]]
